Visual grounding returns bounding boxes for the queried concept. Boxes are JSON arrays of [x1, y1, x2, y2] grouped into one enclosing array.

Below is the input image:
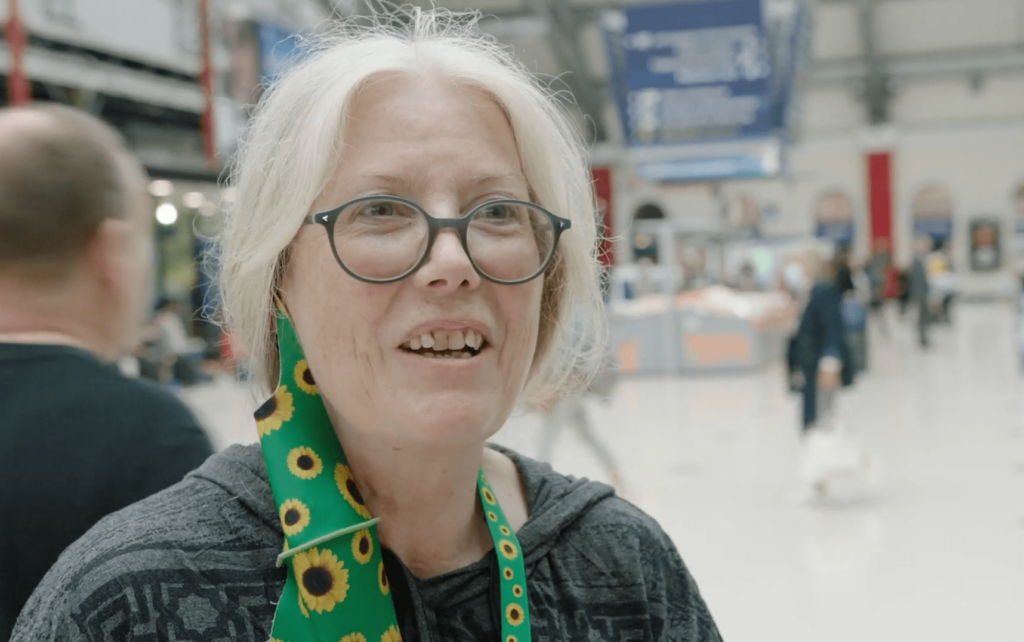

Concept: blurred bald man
[[0, 105, 213, 641]]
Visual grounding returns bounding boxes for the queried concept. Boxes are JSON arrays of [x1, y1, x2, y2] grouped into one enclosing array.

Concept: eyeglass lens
[[331, 198, 555, 282]]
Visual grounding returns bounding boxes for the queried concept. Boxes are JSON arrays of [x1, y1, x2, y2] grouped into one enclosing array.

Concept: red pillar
[[5, 0, 31, 106], [198, 0, 216, 168], [866, 152, 893, 250], [591, 167, 613, 265]]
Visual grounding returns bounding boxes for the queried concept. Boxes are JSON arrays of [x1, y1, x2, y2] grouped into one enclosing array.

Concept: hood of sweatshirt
[[189, 441, 616, 606]]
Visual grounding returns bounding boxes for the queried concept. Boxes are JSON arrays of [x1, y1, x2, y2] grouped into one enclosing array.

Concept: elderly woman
[[12, 9, 721, 642]]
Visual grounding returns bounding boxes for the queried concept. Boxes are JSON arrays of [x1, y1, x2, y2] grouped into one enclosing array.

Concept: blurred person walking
[[536, 373, 623, 488], [791, 249, 852, 432], [789, 248, 874, 500], [536, 306, 623, 488], [0, 105, 213, 640], [149, 296, 213, 386], [910, 236, 933, 348], [865, 242, 893, 339]]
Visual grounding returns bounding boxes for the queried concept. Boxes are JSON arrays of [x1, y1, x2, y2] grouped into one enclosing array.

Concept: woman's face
[[281, 74, 544, 449]]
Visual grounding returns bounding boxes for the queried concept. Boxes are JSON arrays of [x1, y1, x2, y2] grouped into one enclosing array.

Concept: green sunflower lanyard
[[254, 307, 532, 642]]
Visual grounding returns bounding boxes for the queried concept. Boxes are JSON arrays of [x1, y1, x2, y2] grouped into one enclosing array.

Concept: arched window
[[911, 184, 954, 246]]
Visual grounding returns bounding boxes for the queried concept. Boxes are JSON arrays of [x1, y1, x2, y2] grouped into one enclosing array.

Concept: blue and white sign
[[635, 150, 777, 182], [258, 23, 303, 87], [609, 0, 773, 147]]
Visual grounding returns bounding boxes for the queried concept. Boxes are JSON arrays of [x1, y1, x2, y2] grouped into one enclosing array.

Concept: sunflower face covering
[[254, 309, 532, 642]]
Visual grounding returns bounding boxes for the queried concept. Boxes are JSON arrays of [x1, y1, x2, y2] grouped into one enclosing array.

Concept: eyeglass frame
[[303, 195, 572, 285]]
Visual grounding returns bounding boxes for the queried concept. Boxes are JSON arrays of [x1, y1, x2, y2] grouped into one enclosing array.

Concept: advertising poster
[[969, 219, 1002, 272]]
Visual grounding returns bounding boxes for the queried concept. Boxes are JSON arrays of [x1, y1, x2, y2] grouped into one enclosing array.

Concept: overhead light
[[149, 180, 174, 198], [183, 191, 205, 209], [155, 203, 179, 226]]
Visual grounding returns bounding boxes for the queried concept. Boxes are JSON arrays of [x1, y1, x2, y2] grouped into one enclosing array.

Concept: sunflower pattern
[[294, 359, 318, 395], [380, 625, 402, 642], [352, 529, 373, 565], [255, 386, 294, 438], [498, 539, 518, 561], [286, 446, 323, 480], [261, 310, 529, 642], [477, 471, 531, 641], [335, 463, 372, 519], [378, 561, 390, 596], [279, 499, 310, 537], [505, 603, 525, 627], [481, 486, 497, 505], [293, 547, 349, 614]]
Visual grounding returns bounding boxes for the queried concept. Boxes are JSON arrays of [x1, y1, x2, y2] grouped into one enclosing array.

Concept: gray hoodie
[[12, 443, 722, 642]]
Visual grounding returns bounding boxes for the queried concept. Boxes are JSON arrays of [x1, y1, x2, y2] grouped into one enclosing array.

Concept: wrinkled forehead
[[324, 73, 529, 201]]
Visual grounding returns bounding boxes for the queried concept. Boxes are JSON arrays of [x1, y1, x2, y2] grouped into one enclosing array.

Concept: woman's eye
[[361, 203, 395, 217], [479, 205, 513, 220]]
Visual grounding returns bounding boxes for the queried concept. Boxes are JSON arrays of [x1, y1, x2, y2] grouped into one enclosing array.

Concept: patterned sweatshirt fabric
[[11, 443, 723, 642]]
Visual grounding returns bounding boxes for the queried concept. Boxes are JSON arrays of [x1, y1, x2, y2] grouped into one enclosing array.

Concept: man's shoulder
[[18, 350, 201, 429], [11, 454, 282, 641], [91, 372, 200, 425]]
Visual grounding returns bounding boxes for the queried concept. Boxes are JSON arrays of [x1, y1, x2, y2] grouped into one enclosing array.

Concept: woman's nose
[[413, 226, 481, 292]]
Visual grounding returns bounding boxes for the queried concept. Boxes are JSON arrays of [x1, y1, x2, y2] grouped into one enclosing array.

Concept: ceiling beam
[[857, 0, 892, 124], [813, 47, 1024, 83]]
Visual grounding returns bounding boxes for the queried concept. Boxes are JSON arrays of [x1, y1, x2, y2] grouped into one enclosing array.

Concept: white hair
[[218, 6, 607, 405]]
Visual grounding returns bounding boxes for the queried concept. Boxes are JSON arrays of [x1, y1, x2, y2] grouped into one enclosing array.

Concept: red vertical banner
[[198, 0, 216, 168], [591, 167, 613, 266], [866, 152, 893, 248], [5, 0, 31, 106]]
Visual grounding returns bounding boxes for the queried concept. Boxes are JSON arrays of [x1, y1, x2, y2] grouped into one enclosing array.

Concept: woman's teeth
[[401, 330, 483, 356]]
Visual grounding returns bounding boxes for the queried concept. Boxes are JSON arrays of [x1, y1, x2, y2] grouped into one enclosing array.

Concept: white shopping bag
[[799, 396, 880, 503]]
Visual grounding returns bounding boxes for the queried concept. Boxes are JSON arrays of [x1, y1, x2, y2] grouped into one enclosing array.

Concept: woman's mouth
[[399, 329, 487, 359]]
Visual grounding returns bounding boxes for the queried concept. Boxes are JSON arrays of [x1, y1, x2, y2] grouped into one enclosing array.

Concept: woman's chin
[[391, 394, 508, 446]]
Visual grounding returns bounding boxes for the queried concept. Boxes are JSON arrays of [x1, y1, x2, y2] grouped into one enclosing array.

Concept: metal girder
[[857, 0, 891, 124], [523, 0, 608, 142], [813, 48, 1024, 83]]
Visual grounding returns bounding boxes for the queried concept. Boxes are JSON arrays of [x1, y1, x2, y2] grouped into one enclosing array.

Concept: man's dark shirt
[[0, 343, 214, 641]]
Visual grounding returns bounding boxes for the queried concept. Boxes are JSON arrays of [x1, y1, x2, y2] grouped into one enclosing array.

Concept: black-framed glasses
[[304, 195, 571, 285]]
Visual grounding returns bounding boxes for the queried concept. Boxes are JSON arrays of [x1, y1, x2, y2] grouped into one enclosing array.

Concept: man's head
[[0, 104, 153, 358]]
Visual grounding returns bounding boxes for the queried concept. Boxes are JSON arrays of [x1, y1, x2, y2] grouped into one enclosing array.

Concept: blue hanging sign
[[257, 23, 303, 87], [608, 0, 774, 147]]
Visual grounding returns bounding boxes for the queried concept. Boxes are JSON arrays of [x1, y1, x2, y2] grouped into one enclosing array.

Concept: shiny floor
[[182, 302, 1024, 642]]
